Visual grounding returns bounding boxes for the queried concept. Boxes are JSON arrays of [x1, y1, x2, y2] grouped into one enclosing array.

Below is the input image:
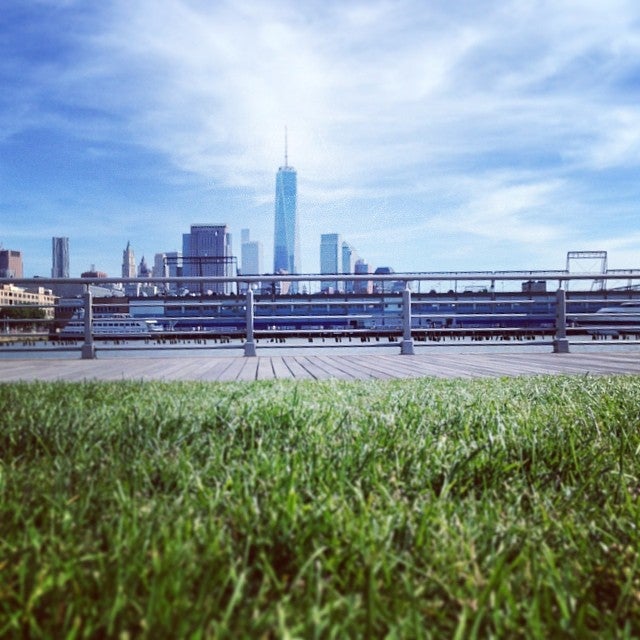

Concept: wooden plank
[[343, 354, 423, 379], [309, 356, 360, 380], [291, 356, 332, 380], [2, 351, 640, 383], [393, 354, 480, 378], [317, 355, 378, 380], [278, 356, 316, 380], [255, 357, 275, 381], [270, 357, 294, 380], [212, 358, 244, 382], [234, 361, 258, 382]]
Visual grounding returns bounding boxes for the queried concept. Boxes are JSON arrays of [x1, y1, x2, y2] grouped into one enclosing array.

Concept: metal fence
[[2, 271, 640, 358]]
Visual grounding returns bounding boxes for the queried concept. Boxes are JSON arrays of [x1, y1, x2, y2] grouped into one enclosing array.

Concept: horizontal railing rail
[[2, 271, 640, 358]]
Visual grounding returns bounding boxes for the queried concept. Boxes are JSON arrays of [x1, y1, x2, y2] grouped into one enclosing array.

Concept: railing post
[[553, 286, 570, 353], [400, 284, 415, 355], [244, 287, 257, 357], [81, 288, 96, 359]]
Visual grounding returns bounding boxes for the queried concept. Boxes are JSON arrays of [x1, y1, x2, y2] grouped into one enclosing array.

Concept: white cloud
[[4, 0, 640, 274], [582, 108, 640, 169]]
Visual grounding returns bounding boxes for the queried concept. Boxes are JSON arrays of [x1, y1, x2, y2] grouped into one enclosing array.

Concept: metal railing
[[2, 271, 640, 358]]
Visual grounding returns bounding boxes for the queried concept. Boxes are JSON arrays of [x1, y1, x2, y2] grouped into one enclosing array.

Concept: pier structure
[[2, 270, 640, 361]]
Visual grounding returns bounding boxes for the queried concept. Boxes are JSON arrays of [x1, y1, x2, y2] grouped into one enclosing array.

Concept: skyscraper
[[273, 131, 299, 280], [0, 249, 23, 278], [354, 258, 373, 294], [320, 233, 341, 292], [122, 241, 136, 278], [342, 241, 359, 293], [138, 256, 150, 277], [182, 224, 235, 294], [240, 229, 263, 276], [52, 237, 69, 278], [240, 230, 263, 294]]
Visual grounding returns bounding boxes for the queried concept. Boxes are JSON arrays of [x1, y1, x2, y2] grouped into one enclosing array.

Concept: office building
[[373, 266, 404, 293], [240, 230, 263, 293], [0, 249, 23, 278], [152, 252, 182, 293], [138, 256, 151, 277], [273, 132, 299, 286], [122, 242, 136, 278], [154, 252, 182, 278], [242, 241, 263, 275], [152, 254, 168, 278], [354, 258, 373, 294], [52, 237, 69, 278], [81, 268, 108, 278], [241, 230, 263, 275], [151, 251, 182, 293], [342, 241, 359, 293], [182, 224, 236, 294], [320, 233, 341, 292]]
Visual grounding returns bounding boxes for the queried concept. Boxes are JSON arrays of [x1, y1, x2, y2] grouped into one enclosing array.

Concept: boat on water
[[569, 302, 640, 336], [59, 313, 162, 338]]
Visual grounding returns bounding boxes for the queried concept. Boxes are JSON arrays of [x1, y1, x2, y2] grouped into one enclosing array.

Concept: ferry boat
[[60, 313, 162, 338], [569, 302, 640, 336]]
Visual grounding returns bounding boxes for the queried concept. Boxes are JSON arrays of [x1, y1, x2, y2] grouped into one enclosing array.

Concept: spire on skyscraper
[[284, 125, 288, 167]]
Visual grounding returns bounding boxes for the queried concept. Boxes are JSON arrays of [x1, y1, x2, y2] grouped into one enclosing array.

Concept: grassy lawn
[[1, 375, 640, 638]]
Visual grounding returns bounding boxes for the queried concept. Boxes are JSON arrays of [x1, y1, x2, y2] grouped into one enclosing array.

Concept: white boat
[[570, 302, 640, 336], [60, 313, 162, 338]]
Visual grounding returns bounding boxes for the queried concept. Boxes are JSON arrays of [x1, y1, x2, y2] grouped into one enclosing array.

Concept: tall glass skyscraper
[[320, 233, 341, 292], [52, 237, 69, 278], [273, 135, 299, 278]]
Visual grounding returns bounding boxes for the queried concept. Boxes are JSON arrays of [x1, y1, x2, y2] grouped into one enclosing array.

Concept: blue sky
[[1, 0, 640, 277]]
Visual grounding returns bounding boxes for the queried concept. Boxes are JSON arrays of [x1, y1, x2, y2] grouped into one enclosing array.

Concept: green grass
[[1, 375, 640, 638]]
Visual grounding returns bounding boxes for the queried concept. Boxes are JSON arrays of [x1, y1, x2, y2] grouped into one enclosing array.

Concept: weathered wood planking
[[2, 352, 640, 383]]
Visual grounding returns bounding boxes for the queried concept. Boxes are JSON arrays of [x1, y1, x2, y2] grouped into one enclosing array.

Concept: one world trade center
[[273, 130, 299, 280]]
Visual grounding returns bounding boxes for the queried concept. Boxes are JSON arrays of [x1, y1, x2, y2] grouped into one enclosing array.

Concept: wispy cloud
[[2, 0, 639, 275]]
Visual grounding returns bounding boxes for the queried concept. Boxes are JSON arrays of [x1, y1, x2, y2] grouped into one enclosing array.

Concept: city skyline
[[2, 1, 640, 278]]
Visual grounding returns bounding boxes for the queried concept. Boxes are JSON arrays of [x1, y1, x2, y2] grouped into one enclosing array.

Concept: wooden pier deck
[[2, 351, 640, 383]]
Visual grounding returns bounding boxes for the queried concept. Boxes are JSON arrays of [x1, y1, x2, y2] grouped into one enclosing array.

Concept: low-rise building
[[0, 284, 57, 319]]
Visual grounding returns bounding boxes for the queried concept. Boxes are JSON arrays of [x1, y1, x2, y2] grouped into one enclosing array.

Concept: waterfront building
[[0, 249, 23, 278], [182, 224, 236, 294], [0, 283, 57, 319], [320, 233, 342, 292], [51, 237, 69, 278], [273, 133, 299, 287], [122, 242, 136, 278]]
